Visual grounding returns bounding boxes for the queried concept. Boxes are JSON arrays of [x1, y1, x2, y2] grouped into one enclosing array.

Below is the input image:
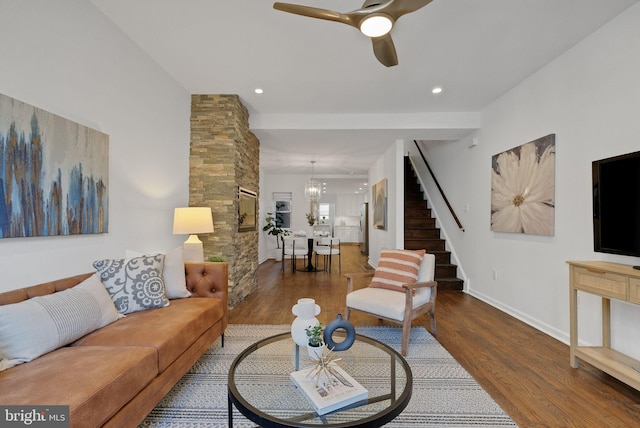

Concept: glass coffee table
[[228, 332, 412, 427]]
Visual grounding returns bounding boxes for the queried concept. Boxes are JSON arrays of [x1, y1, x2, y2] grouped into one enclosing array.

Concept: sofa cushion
[[0, 345, 157, 427], [93, 254, 170, 314], [126, 247, 191, 299], [72, 297, 223, 372], [0, 274, 121, 371], [369, 249, 426, 292]]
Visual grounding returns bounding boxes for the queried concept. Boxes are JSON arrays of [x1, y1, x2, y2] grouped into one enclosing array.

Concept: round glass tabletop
[[228, 332, 412, 428]]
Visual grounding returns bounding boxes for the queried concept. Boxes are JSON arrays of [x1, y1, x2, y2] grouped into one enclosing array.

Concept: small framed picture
[[372, 179, 387, 230], [238, 187, 257, 232]]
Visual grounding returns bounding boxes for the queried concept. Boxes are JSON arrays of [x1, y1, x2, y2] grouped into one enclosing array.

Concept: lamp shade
[[173, 207, 213, 263], [173, 207, 214, 235]]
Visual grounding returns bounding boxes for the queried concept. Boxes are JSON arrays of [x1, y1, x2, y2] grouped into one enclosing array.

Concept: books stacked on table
[[290, 364, 368, 415]]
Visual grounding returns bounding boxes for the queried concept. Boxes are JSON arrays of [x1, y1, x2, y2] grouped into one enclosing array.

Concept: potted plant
[[305, 323, 325, 360], [305, 212, 317, 227], [263, 212, 289, 260]]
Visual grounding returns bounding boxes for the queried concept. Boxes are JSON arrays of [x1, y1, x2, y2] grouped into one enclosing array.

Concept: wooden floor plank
[[228, 244, 640, 426]]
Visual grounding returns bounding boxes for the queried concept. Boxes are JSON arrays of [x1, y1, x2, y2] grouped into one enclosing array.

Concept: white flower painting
[[491, 134, 556, 236]]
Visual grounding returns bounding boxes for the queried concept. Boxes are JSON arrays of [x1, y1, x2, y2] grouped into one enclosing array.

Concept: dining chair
[[282, 236, 308, 273], [344, 249, 437, 356], [314, 237, 341, 273]]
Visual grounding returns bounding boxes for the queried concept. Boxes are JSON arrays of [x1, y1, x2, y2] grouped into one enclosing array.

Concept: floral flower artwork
[[491, 134, 556, 235]]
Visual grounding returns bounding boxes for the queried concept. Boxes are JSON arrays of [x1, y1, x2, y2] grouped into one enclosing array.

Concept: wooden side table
[[567, 260, 640, 391]]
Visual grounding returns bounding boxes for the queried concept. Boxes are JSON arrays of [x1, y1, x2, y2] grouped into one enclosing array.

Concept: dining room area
[[280, 225, 342, 274], [262, 173, 369, 271]]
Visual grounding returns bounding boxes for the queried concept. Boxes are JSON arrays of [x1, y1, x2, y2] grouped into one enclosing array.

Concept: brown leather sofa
[[0, 261, 228, 428]]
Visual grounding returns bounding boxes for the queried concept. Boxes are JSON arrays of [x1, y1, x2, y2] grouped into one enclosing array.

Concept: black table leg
[[300, 237, 318, 272]]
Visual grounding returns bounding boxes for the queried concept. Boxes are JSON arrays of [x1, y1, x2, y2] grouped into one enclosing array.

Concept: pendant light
[[305, 161, 321, 201]]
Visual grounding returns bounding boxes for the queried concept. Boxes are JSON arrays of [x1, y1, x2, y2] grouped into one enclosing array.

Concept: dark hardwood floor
[[229, 244, 640, 427]]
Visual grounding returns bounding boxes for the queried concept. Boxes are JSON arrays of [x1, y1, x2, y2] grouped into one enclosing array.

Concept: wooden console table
[[567, 260, 640, 391]]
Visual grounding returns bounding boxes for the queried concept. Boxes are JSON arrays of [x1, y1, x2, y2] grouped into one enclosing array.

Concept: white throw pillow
[[125, 247, 190, 299], [93, 254, 170, 315], [0, 274, 121, 371]]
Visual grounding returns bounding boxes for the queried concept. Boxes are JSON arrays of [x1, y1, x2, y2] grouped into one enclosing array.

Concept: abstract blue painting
[[0, 94, 108, 238]]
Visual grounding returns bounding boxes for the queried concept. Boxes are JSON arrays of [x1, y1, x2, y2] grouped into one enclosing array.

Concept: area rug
[[139, 324, 517, 427]]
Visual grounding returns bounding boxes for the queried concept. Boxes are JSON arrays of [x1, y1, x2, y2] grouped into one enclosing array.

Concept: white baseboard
[[466, 288, 569, 346]]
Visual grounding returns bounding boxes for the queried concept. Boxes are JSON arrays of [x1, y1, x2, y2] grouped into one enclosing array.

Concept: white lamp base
[[183, 234, 204, 262]]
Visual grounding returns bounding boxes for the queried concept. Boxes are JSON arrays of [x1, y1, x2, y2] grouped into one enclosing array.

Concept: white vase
[[291, 298, 321, 347]]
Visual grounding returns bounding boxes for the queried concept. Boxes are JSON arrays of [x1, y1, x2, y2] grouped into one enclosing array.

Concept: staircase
[[404, 157, 464, 291]]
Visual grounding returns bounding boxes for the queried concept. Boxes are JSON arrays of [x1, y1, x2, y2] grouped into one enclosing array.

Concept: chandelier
[[305, 161, 321, 201]]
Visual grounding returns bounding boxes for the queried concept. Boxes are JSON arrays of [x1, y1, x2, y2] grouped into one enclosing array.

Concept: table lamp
[[173, 207, 214, 262]]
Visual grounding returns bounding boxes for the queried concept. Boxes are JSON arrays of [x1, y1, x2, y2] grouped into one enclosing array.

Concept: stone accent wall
[[190, 94, 259, 307]]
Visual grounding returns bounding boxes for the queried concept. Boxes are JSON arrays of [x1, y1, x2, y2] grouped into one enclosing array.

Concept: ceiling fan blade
[[274, 0, 435, 67], [273, 2, 355, 27], [382, 0, 434, 20], [371, 34, 398, 67]]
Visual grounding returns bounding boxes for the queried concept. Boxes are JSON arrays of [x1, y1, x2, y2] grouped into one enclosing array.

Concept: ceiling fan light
[[360, 14, 393, 37]]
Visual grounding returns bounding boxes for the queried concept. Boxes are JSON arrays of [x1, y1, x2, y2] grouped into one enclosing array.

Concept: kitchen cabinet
[[335, 226, 359, 243], [336, 194, 365, 216]]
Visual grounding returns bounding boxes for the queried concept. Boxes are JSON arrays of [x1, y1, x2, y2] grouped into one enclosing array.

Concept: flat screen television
[[592, 150, 640, 257]]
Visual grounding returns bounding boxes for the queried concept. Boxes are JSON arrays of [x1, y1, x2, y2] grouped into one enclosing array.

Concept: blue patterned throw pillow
[[93, 254, 170, 315]]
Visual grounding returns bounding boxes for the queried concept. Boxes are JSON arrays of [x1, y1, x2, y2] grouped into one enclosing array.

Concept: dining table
[[297, 233, 330, 272]]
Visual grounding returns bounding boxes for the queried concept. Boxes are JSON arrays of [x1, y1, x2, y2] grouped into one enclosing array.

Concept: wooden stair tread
[[404, 157, 463, 291]]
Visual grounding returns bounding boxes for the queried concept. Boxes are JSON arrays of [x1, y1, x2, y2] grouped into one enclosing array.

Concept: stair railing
[[413, 140, 465, 232]]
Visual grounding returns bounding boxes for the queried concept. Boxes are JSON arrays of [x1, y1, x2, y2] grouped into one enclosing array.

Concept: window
[[273, 192, 292, 229], [318, 203, 330, 224]]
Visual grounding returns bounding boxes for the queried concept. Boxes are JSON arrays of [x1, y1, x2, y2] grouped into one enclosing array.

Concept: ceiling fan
[[273, 0, 434, 67]]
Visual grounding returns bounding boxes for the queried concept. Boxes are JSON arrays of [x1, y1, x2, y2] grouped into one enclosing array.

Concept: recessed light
[[254, 88, 264, 94], [432, 87, 443, 94]]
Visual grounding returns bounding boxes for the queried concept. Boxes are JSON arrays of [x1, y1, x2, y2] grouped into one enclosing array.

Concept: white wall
[[413, 3, 640, 360], [367, 140, 405, 266], [0, 0, 191, 291]]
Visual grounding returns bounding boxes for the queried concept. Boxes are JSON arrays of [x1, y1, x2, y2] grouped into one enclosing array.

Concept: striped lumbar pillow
[[369, 249, 426, 292], [0, 274, 121, 371]]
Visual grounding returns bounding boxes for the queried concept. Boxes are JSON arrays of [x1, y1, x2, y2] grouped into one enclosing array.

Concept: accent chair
[[345, 250, 437, 356]]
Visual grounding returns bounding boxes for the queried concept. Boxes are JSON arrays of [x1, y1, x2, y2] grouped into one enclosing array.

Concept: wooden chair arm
[[403, 280, 437, 290], [403, 280, 438, 309], [344, 271, 375, 293]]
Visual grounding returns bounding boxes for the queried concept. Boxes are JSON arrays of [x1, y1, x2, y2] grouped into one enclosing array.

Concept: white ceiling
[[90, 0, 638, 193]]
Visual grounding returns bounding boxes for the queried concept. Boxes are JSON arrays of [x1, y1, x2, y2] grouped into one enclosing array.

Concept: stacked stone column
[[190, 94, 259, 306]]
